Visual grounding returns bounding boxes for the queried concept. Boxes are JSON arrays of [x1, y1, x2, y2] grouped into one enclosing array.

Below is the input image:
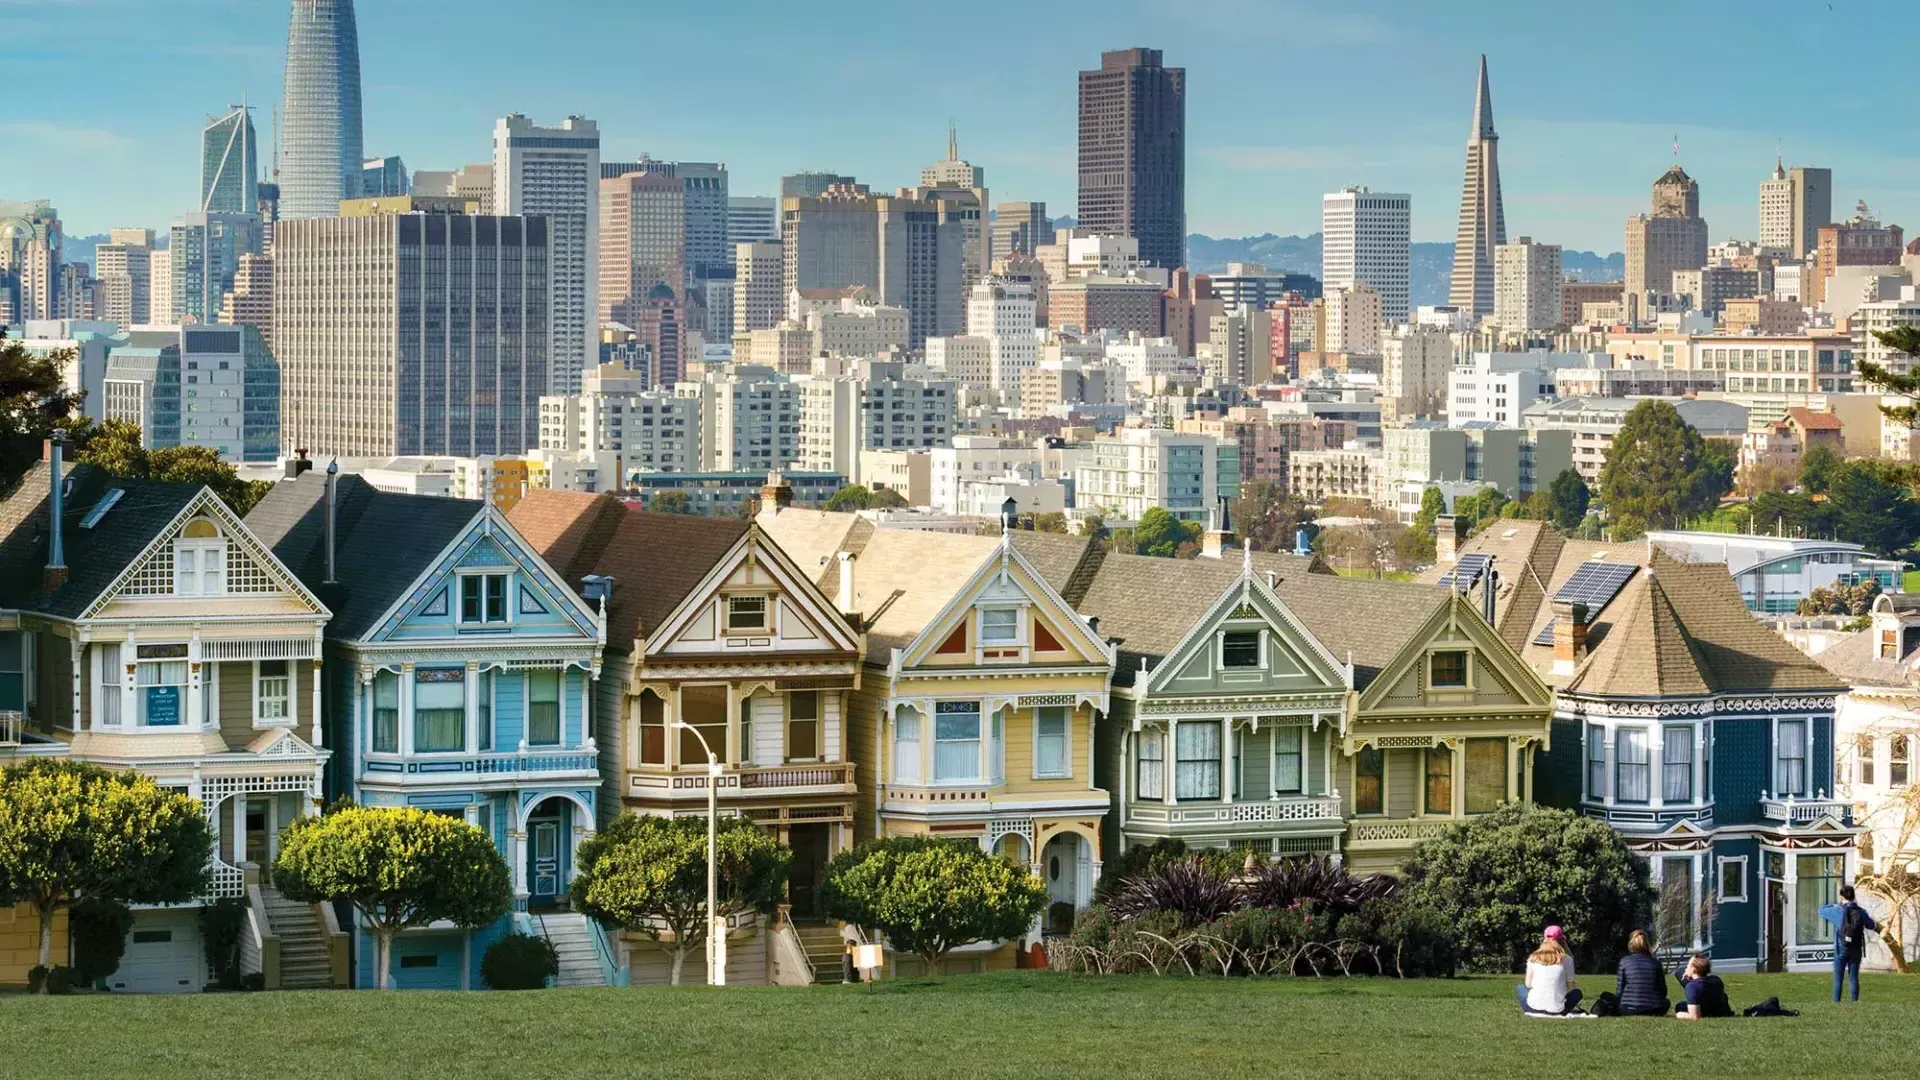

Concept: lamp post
[[670, 720, 723, 986]]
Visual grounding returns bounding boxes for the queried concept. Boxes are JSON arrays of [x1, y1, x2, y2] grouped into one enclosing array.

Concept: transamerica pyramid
[[1448, 55, 1507, 319]]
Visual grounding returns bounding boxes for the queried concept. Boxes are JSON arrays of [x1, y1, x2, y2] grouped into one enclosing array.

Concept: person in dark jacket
[[1673, 953, 1734, 1019], [1616, 929, 1670, 1016], [1819, 884, 1880, 1003]]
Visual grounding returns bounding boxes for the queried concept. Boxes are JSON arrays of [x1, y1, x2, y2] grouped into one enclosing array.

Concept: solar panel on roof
[[1532, 561, 1639, 646], [1437, 553, 1491, 592]]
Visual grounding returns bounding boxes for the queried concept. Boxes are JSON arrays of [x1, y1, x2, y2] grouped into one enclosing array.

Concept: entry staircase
[[535, 912, 614, 988], [794, 923, 847, 985], [260, 889, 338, 990]]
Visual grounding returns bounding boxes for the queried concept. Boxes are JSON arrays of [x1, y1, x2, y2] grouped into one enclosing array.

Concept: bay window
[[1663, 727, 1693, 802], [1035, 706, 1068, 778], [933, 702, 981, 782], [1586, 723, 1606, 799], [95, 643, 122, 727], [413, 669, 465, 752], [893, 710, 922, 783], [371, 671, 398, 753], [1464, 738, 1506, 813], [477, 669, 494, 751], [989, 710, 1004, 783], [1136, 728, 1165, 800], [1273, 727, 1303, 794], [1175, 722, 1222, 801], [788, 691, 820, 761], [1657, 856, 1695, 945], [1775, 720, 1808, 796], [528, 671, 561, 746], [638, 691, 666, 765], [1795, 854, 1843, 944], [1616, 728, 1650, 803], [135, 658, 188, 727], [679, 685, 727, 765]]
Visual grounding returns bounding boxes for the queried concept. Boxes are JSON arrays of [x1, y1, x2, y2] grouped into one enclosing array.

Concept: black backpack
[[1744, 996, 1800, 1018], [1843, 904, 1869, 954], [1591, 991, 1620, 1017]]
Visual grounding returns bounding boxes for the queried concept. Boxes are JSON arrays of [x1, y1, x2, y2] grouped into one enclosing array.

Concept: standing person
[[1615, 929, 1670, 1016], [1673, 953, 1733, 1019], [1820, 884, 1879, 1003], [1516, 926, 1582, 1014]]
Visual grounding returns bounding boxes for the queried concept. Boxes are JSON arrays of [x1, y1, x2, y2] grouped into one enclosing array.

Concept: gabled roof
[[1414, 520, 1566, 651], [0, 461, 205, 619], [245, 473, 482, 639], [509, 490, 748, 648], [1811, 630, 1915, 690]]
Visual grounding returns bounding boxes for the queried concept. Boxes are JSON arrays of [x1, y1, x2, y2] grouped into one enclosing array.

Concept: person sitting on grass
[[1516, 926, 1582, 1015], [1615, 929, 1670, 1016], [1673, 953, 1733, 1020]]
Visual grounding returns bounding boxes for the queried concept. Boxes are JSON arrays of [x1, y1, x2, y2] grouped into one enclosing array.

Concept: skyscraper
[[94, 228, 157, 327], [169, 213, 266, 326], [599, 171, 686, 323], [279, 0, 363, 220], [0, 200, 63, 325], [494, 114, 599, 394], [1321, 187, 1411, 325], [1493, 237, 1563, 331], [781, 189, 966, 348], [1759, 158, 1793, 251], [727, 196, 778, 250], [1624, 166, 1709, 306], [1077, 47, 1186, 271], [1448, 55, 1506, 319], [991, 202, 1048, 258], [918, 125, 989, 287], [201, 106, 260, 214]]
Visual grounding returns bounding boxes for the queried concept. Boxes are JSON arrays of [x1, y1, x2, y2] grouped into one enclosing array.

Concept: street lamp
[[670, 720, 724, 986]]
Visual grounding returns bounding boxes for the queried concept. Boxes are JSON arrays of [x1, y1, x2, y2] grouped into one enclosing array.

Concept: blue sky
[[4, 0, 1915, 253]]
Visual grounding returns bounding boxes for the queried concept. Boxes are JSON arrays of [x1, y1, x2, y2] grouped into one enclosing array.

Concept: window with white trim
[[1893, 735, 1911, 789], [134, 655, 189, 728], [1718, 856, 1748, 903], [989, 709, 1004, 783], [726, 594, 769, 632], [94, 643, 122, 727], [254, 660, 291, 725], [1136, 728, 1165, 800], [893, 710, 922, 783], [1175, 722, 1222, 801], [934, 702, 982, 782], [1856, 735, 1876, 786], [528, 671, 560, 746], [1273, 726, 1304, 794], [980, 607, 1019, 644], [173, 519, 226, 596], [1775, 719, 1808, 796], [371, 671, 399, 753], [1615, 728, 1650, 803], [414, 670, 465, 752], [1034, 706, 1069, 778], [459, 574, 508, 624], [1586, 723, 1606, 799], [1662, 726, 1693, 802], [788, 691, 820, 761], [1222, 631, 1261, 669]]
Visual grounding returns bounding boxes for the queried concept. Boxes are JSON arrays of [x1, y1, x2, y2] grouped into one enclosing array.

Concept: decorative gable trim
[[643, 525, 862, 659], [898, 532, 1115, 673], [1143, 557, 1351, 703], [364, 506, 601, 644], [1357, 591, 1553, 715], [82, 487, 331, 620]]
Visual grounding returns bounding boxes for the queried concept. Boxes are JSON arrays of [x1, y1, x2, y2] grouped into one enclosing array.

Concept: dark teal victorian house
[[248, 470, 610, 989]]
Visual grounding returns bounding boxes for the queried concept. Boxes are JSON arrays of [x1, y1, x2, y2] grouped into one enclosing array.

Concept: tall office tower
[[781, 172, 857, 200], [361, 155, 409, 197], [1623, 165, 1709, 307], [1493, 236, 1563, 331], [103, 325, 279, 463], [93, 227, 157, 326], [200, 106, 260, 214], [1321, 186, 1411, 324], [734, 241, 784, 336], [280, 0, 363, 219], [992, 201, 1048, 258], [1449, 55, 1506, 319], [1759, 158, 1793, 251], [494, 114, 599, 393], [966, 279, 1039, 395], [1077, 47, 1186, 271], [598, 172, 686, 323], [1323, 282, 1383, 355], [727, 196, 778, 250], [0, 201, 63, 324], [781, 189, 966, 349], [56, 264, 93, 320], [218, 252, 275, 350], [274, 200, 552, 457], [919, 124, 990, 282], [675, 162, 730, 284], [169, 212, 265, 325], [1788, 167, 1833, 259], [149, 248, 173, 323], [257, 181, 280, 225]]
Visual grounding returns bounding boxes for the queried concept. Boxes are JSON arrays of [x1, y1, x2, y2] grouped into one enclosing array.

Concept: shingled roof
[[0, 461, 206, 619]]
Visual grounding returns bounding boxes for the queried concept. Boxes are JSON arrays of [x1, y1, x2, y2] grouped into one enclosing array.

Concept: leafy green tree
[[570, 812, 790, 985], [1411, 486, 1446, 536], [0, 340, 86, 486], [272, 806, 511, 989], [72, 419, 272, 516], [823, 484, 875, 512], [0, 760, 211, 984], [647, 489, 696, 515], [1131, 506, 1202, 558], [1449, 487, 1508, 533], [1799, 444, 1842, 495], [1859, 326, 1920, 428], [1400, 803, 1654, 974], [1599, 400, 1732, 537], [869, 486, 908, 509], [819, 835, 1046, 973], [1829, 459, 1920, 555], [1796, 578, 1882, 618], [1545, 468, 1591, 532], [1232, 480, 1310, 552]]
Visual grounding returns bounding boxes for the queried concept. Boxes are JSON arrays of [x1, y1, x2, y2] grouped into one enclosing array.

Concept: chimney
[[323, 459, 339, 585], [1001, 496, 1019, 534], [1481, 565, 1498, 626], [1435, 514, 1460, 564], [285, 447, 313, 479], [1201, 495, 1235, 559], [43, 437, 67, 596], [836, 551, 859, 626], [1552, 599, 1590, 676], [760, 470, 793, 512]]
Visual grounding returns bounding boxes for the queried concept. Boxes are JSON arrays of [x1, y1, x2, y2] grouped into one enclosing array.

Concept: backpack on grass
[[1590, 991, 1620, 1017], [1743, 997, 1799, 1017]]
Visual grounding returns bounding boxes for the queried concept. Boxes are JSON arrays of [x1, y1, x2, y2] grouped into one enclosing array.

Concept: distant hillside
[[1186, 234, 1624, 307]]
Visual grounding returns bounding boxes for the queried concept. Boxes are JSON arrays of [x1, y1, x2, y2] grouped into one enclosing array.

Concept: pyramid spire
[[1472, 54, 1496, 141]]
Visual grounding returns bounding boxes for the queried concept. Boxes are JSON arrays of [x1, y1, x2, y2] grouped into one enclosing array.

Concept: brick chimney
[[1551, 599, 1590, 676], [1435, 514, 1460, 564], [760, 470, 793, 513]]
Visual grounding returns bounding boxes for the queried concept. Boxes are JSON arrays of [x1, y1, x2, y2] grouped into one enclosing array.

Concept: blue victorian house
[[248, 467, 608, 989]]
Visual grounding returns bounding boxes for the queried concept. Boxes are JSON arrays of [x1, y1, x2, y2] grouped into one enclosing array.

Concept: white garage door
[[110, 910, 203, 994]]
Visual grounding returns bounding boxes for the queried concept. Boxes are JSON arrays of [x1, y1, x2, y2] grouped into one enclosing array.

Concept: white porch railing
[[0, 711, 22, 746], [1128, 795, 1344, 826], [1348, 819, 1458, 845], [1761, 793, 1849, 826]]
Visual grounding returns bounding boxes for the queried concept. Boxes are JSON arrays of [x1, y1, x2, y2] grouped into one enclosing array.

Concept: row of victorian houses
[[0, 453, 1877, 991]]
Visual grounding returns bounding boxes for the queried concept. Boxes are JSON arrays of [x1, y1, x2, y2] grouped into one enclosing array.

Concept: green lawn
[[3, 970, 1914, 1079]]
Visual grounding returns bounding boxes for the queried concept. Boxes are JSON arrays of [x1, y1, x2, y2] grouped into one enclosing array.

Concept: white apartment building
[[1447, 350, 1598, 427], [537, 362, 702, 473], [1855, 285, 1920, 375], [1104, 333, 1186, 387], [1324, 281, 1383, 355], [1493, 236, 1563, 331], [794, 360, 955, 480], [1321, 187, 1411, 324], [925, 335, 991, 386], [929, 436, 1044, 515], [967, 278, 1039, 394], [494, 114, 599, 393], [1065, 233, 1142, 278], [1074, 426, 1239, 525], [956, 474, 1067, 518], [734, 241, 785, 335], [692, 366, 799, 473], [1380, 324, 1456, 422], [797, 293, 910, 358]]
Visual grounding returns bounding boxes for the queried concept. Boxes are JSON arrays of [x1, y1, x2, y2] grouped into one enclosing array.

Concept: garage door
[[110, 910, 203, 994]]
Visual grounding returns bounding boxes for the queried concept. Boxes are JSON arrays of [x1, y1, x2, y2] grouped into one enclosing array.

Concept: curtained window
[[1615, 728, 1650, 803], [934, 702, 982, 782], [372, 671, 399, 753], [528, 671, 560, 746], [1775, 720, 1808, 796], [413, 670, 465, 752], [1273, 727, 1304, 794], [1137, 729, 1165, 800], [1035, 707, 1069, 778], [1175, 722, 1222, 801], [1663, 727, 1693, 802]]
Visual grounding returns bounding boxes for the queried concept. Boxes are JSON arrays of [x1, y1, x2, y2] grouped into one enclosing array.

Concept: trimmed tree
[[1400, 803, 1655, 974], [272, 806, 511, 989], [819, 835, 1047, 973], [569, 812, 790, 985], [1599, 400, 1732, 536], [0, 759, 212, 986]]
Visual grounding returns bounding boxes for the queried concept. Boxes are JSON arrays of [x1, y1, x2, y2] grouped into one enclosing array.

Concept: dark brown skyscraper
[[1078, 47, 1186, 272]]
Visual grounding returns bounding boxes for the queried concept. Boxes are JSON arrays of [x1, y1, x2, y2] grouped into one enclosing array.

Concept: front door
[[1765, 881, 1787, 973], [529, 814, 562, 910], [788, 824, 829, 918], [244, 800, 271, 867]]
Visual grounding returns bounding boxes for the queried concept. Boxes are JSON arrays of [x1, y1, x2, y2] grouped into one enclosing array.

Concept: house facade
[[248, 471, 607, 990], [0, 456, 340, 993]]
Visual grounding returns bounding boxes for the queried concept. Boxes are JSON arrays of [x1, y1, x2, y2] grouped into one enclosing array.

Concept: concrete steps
[[262, 892, 338, 990], [535, 913, 608, 988], [794, 925, 846, 985]]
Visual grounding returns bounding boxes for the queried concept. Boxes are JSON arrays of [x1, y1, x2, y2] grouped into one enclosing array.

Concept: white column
[[120, 630, 136, 725], [1221, 723, 1234, 805], [510, 828, 528, 905], [1164, 719, 1178, 806], [398, 663, 415, 755], [309, 656, 324, 748], [556, 665, 569, 748], [231, 793, 246, 865], [464, 662, 480, 753], [186, 633, 203, 731], [1696, 722, 1708, 805]]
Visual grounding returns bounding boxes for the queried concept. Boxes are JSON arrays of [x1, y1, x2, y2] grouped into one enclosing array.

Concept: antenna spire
[[947, 119, 957, 162]]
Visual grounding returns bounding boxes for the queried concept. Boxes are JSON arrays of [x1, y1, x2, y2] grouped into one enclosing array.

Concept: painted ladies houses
[[509, 490, 865, 960], [1815, 594, 1920, 871], [758, 506, 1115, 969], [247, 470, 607, 990], [0, 451, 342, 993], [1433, 524, 1856, 972]]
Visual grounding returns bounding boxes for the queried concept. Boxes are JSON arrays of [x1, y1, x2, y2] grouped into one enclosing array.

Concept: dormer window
[[726, 594, 770, 633], [1430, 650, 1468, 688], [980, 607, 1019, 644], [1881, 629, 1898, 660], [173, 519, 226, 596], [460, 573, 508, 624], [1222, 631, 1261, 669]]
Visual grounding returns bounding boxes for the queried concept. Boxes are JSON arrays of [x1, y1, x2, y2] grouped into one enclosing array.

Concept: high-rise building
[[1624, 165, 1709, 309], [169, 212, 265, 326], [727, 196, 778, 250], [217, 252, 274, 350], [494, 114, 599, 394], [1493, 236, 1563, 330], [200, 106, 260, 214], [780, 172, 856, 200], [56, 263, 93, 320], [361, 155, 409, 197], [598, 172, 686, 323], [674, 162, 730, 284], [1813, 202, 1905, 307], [795, 359, 955, 478], [1761, 160, 1832, 258], [733, 241, 785, 336], [148, 248, 172, 323], [966, 279, 1039, 395], [1077, 47, 1186, 271], [103, 325, 278, 463], [1449, 56, 1506, 319], [279, 0, 363, 219], [780, 189, 966, 348], [1759, 158, 1792, 252], [0, 200, 62, 325], [991, 201, 1048, 258], [1323, 282, 1383, 355], [273, 200, 552, 457], [1321, 186, 1410, 324], [918, 124, 990, 285], [93, 227, 156, 327]]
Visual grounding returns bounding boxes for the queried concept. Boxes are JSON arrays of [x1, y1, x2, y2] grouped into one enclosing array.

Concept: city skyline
[[2, 0, 1916, 254]]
